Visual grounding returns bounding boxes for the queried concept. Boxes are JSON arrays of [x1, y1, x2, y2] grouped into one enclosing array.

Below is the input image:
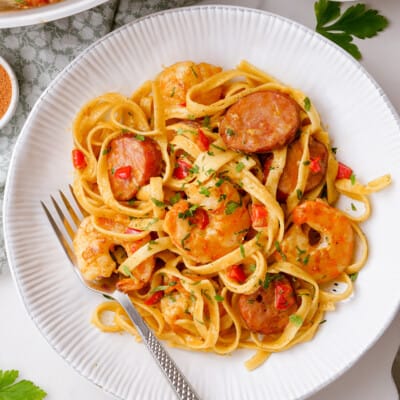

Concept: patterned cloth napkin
[[0, 0, 194, 272]]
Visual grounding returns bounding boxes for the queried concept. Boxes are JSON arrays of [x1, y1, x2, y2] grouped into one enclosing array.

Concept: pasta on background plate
[[70, 60, 390, 370]]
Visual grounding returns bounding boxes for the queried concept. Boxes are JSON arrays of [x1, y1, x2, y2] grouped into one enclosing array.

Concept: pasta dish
[[71, 60, 390, 370]]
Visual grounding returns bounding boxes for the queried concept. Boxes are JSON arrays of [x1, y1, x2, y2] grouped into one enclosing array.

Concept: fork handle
[[112, 291, 201, 400]]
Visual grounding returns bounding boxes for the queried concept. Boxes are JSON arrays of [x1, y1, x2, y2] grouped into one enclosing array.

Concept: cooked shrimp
[[163, 178, 251, 264], [279, 200, 355, 283], [157, 61, 223, 107], [73, 216, 155, 291], [238, 274, 298, 335], [160, 291, 193, 327]]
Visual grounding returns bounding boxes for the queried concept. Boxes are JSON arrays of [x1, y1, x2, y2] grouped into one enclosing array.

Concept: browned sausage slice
[[277, 136, 328, 201], [107, 134, 162, 201], [238, 275, 298, 335], [220, 91, 300, 153]]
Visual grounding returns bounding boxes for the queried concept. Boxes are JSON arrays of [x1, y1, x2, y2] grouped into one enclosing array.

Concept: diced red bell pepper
[[227, 265, 246, 284], [144, 291, 164, 305], [173, 158, 192, 179], [189, 208, 209, 229], [250, 204, 268, 228], [196, 128, 210, 152], [274, 281, 296, 310], [336, 162, 353, 180], [309, 157, 322, 173], [72, 149, 86, 169], [114, 165, 132, 180]]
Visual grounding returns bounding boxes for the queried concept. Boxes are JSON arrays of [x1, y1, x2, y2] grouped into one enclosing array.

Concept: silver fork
[[41, 186, 200, 400]]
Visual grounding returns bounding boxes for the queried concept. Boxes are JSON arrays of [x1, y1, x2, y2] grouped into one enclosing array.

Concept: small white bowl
[[0, 56, 19, 130]]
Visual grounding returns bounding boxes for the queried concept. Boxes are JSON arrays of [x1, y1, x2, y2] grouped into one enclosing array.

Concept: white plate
[[0, 0, 108, 28], [4, 5, 400, 400]]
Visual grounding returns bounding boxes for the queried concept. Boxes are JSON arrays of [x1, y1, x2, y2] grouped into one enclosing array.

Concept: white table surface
[[1, 0, 399, 399]]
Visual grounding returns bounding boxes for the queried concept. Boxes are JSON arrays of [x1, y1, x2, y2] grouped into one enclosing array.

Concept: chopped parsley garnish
[[249, 264, 256, 272], [151, 198, 165, 207], [240, 244, 245, 258], [190, 65, 198, 78], [289, 314, 303, 326], [102, 148, 110, 155], [122, 265, 135, 280], [331, 147, 338, 154], [214, 294, 224, 302], [181, 232, 191, 249], [225, 200, 241, 215], [218, 194, 227, 202], [189, 164, 200, 174], [211, 143, 226, 152], [275, 241, 287, 260], [350, 173, 356, 185], [170, 87, 176, 97], [351, 202, 357, 211], [178, 204, 200, 219], [296, 189, 303, 200], [199, 186, 211, 197], [215, 177, 225, 187], [304, 97, 311, 111], [226, 128, 236, 136], [150, 285, 169, 294], [169, 193, 181, 205], [202, 115, 211, 128], [349, 272, 359, 281], [135, 134, 145, 141], [263, 272, 283, 289], [236, 162, 245, 172], [201, 289, 212, 301]]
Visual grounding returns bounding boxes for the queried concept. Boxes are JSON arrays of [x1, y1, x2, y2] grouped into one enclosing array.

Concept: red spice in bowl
[[0, 56, 19, 129], [0, 64, 12, 120]]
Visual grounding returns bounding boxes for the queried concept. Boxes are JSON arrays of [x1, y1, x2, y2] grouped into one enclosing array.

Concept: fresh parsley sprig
[[314, 0, 389, 59], [0, 370, 47, 400]]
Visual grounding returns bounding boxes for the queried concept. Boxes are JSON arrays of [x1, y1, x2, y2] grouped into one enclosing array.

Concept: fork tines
[[40, 185, 84, 266]]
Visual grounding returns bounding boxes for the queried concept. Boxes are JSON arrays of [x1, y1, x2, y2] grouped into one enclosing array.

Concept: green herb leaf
[[225, 200, 241, 215], [289, 314, 303, 327], [0, 370, 47, 400], [150, 285, 169, 294], [121, 265, 135, 280], [214, 294, 224, 302], [235, 162, 245, 172], [199, 186, 211, 197], [170, 193, 181, 205], [304, 97, 311, 112], [314, 0, 388, 59], [135, 134, 145, 141], [151, 198, 165, 208], [275, 241, 287, 261], [349, 272, 359, 281], [240, 244, 246, 258], [202, 116, 211, 128], [226, 128, 236, 137]]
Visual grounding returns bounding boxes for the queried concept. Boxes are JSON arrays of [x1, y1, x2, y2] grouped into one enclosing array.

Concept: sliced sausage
[[107, 134, 162, 201], [220, 91, 300, 153], [238, 275, 298, 335], [277, 136, 328, 201]]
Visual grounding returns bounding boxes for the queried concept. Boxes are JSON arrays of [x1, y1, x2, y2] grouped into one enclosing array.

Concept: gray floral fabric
[[0, 0, 194, 272]]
